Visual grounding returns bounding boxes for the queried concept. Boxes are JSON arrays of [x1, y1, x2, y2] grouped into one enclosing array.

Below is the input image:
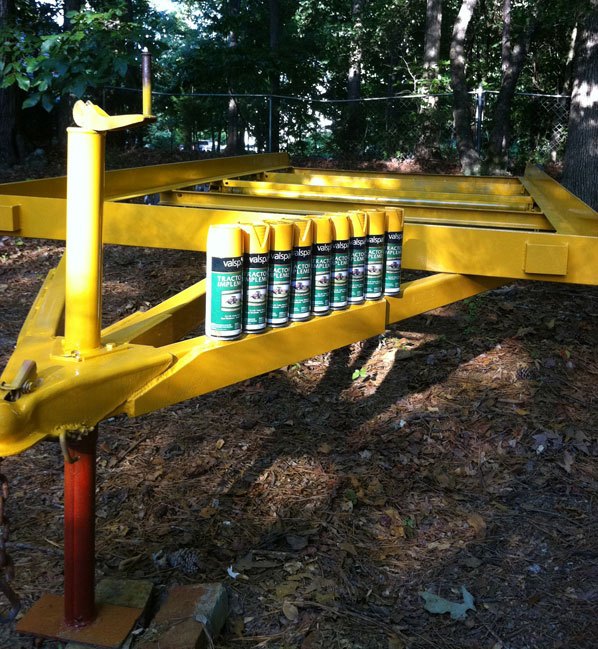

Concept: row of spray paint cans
[[206, 208, 404, 339]]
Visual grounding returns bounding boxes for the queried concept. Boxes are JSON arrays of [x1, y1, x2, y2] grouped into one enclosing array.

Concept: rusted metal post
[[63, 429, 98, 628]]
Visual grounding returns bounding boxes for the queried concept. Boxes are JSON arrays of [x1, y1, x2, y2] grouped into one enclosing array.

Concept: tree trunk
[[417, 0, 443, 161], [0, 0, 19, 166], [226, 0, 244, 154], [269, 0, 281, 152], [562, 2, 598, 210], [450, 0, 481, 175], [487, 11, 536, 173], [424, 0, 442, 77], [344, 0, 366, 157]]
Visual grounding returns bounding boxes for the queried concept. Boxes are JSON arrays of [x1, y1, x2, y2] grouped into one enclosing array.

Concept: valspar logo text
[[248, 254, 269, 265], [334, 240, 349, 250], [222, 258, 243, 269], [272, 251, 292, 262], [294, 247, 311, 258], [368, 235, 385, 245]]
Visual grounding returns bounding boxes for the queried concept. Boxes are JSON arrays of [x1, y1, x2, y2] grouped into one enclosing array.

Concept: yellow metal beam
[[221, 178, 536, 211], [265, 169, 526, 196], [162, 190, 553, 231], [0, 153, 291, 200], [404, 223, 597, 285], [521, 165, 598, 236]]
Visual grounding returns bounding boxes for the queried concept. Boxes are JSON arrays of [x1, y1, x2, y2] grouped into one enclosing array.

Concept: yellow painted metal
[[521, 165, 598, 236], [0, 204, 20, 230], [0, 153, 291, 200], [162, 190, 553, 231], [222, 179, 536, 211], [124, 299, 388, 416], [403, 223, 597, 284], [524, 243, 568, 275], [264, 170, 526, 196], [64, 128, 105, 353], [72, 101, 155, 132]]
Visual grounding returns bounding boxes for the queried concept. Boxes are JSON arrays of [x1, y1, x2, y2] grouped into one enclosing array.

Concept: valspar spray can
[[330, 214, 350, 310], [240, 223, 270, 333], [384, 208, 404, 296], [206, 224, 243, 339], [288, 218, 313, 322], [365, 210, 386, 301], [266, 221, 293, 327], [311, 217, 332, 316], [348, 211, 367, 305]]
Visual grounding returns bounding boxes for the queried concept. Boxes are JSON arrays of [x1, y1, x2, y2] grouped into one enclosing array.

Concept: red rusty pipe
[[63, 429, 98, 628]]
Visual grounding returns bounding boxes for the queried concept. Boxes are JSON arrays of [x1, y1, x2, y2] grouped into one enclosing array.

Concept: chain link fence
[[102, 87, 570, 168]]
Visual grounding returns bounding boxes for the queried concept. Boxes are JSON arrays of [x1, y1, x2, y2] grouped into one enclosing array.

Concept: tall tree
[[487, 4, 536, 173], [0, 0, 19, 165], [450, 0, 481, 174], [424, 0, 442, 77], [268, 0, 280, 152], [562, 1, 598, 209], [226, 0, 244, 154]]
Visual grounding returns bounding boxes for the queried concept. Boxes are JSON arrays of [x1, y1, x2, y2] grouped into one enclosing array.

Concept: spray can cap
[[330, 214, 350, 241], [265, 220, 293, 251], [239, 223, 271, 253], [348, 211, 367, 238], [286, 218, 313, 246], [385, 207, 404, 232], [311, 217, 332, 244], [207, 224, 242, 257], [367, 210, 386, 236]]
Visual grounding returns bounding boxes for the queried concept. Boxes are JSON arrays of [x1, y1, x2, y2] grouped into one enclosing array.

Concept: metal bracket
[[0, 360, 37, 402]]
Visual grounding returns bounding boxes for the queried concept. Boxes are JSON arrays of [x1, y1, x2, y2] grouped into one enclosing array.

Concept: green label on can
[[243, 252, 269, 331], [312, 243, 331, 314], [267, 249, 291, 325], [331, 239, 349, 309], [289, 245, 312, 321], [348, 236, 366, 303], [384, 231, 403, 295], [365, 234, 385, 300], [209, 255, 243, 337]]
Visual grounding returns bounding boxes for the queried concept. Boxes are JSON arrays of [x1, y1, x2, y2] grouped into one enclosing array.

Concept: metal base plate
[[16, 594, 144, 648]]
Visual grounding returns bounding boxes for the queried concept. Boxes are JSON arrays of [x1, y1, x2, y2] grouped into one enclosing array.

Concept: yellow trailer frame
[[0, 98, 597, 647]]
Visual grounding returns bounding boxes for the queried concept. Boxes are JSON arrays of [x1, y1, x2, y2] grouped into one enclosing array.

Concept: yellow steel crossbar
[[265, 169, 527, 196], [220, 179, 536, 211], [161, 190, 554, 231]]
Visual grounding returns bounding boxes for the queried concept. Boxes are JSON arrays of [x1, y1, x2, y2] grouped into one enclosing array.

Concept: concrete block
[[138, 583, 228, 649]]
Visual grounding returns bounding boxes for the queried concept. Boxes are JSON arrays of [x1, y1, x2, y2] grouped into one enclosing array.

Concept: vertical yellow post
[[142, 49, 152, 116], [64, 127, 105, 354]]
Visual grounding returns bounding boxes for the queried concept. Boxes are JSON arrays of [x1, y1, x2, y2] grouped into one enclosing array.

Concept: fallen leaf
[[340, 541, 358, 556], [558, 450, 575, 474], [420, 585, 476, 621], [282, 601, 299, 621], [215, 438, 225, 450], [467, 513, 486, 538], [276, 582, 299, 598], [318, 443, 332, 454]]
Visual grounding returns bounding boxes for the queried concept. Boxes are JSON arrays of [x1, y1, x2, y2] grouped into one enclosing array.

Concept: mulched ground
[[0, 153, 596, 649]]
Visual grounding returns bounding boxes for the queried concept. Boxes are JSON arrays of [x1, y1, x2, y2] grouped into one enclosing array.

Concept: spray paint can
[[266, 220, 293, 327], [240, 223, 270, 333], [288, 218, 313, 322], [384, 208, 404, 296], [365, 210, 386, 301], [330, 214, 350, 310], [348, 211, 367, 305], [206, 224, 243, 339], [311, 217, 332, 316]]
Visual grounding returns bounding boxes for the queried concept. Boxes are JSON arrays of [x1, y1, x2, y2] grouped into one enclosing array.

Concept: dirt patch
[[0, 156, 596, 649]]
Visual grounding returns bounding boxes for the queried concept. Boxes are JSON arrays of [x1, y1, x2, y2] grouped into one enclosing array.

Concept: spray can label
[[210, 256, 243, 337], [312, 242, 331, 314], [365, 234, 385, 300], [289, 245, 312, 321], [243, 252, 269, 331], [348, 236, 366, 303], [330, 239, 349, 309], [267, 250, 291, 326], [384, 231, 403, 295]]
